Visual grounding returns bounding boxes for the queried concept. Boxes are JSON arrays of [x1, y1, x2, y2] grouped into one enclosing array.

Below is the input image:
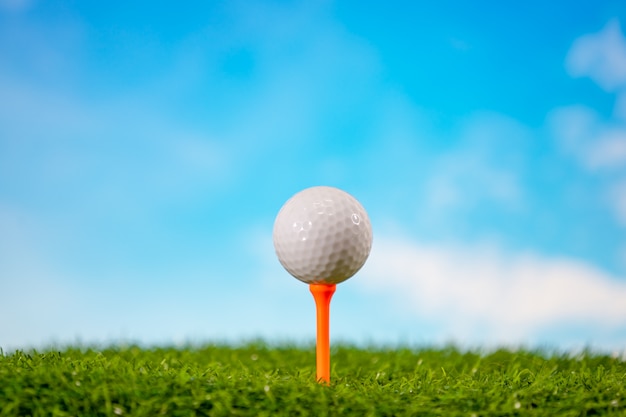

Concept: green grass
[[1, 342, 625, 416]]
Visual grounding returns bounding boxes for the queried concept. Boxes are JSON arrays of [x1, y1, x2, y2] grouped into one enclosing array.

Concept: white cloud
[[358, 236, 626, 347], [610, 181, 626, 226], [550, 105, 626, 170], [425, 157, 521, 213], [555, 23, 626, 234], [566, 19, 626, 92], [586, 129, 626, 169], [424, 112, 528, 214], [549, 105, 626, 230], [0, 73, 233, 214], [549, 105, 597, 157]]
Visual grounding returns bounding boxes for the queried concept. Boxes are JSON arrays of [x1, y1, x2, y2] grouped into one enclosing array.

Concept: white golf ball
[[273, 186, 373, 284]]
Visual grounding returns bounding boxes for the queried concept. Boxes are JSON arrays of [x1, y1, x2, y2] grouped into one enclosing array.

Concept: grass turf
[[1, 343, 625, 416]]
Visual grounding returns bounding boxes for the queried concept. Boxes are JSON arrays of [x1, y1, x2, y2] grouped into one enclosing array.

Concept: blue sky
[[2, 0, 626, 352]]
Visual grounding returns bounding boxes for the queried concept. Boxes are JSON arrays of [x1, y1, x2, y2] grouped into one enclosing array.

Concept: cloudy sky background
[[2, 0, 626, 352]]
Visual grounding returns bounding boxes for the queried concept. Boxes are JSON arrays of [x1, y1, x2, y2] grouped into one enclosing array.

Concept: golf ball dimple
[[273, 186, 373, 284]]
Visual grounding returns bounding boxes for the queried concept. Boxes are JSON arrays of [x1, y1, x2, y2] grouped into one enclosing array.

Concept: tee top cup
[[273, 186, 373, 284]]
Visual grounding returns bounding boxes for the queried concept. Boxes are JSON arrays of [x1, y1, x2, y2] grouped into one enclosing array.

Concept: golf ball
[[273, 186, 373, 284]]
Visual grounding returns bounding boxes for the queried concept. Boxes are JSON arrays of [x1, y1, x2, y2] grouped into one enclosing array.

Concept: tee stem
[[309, 283, 336, 384]]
